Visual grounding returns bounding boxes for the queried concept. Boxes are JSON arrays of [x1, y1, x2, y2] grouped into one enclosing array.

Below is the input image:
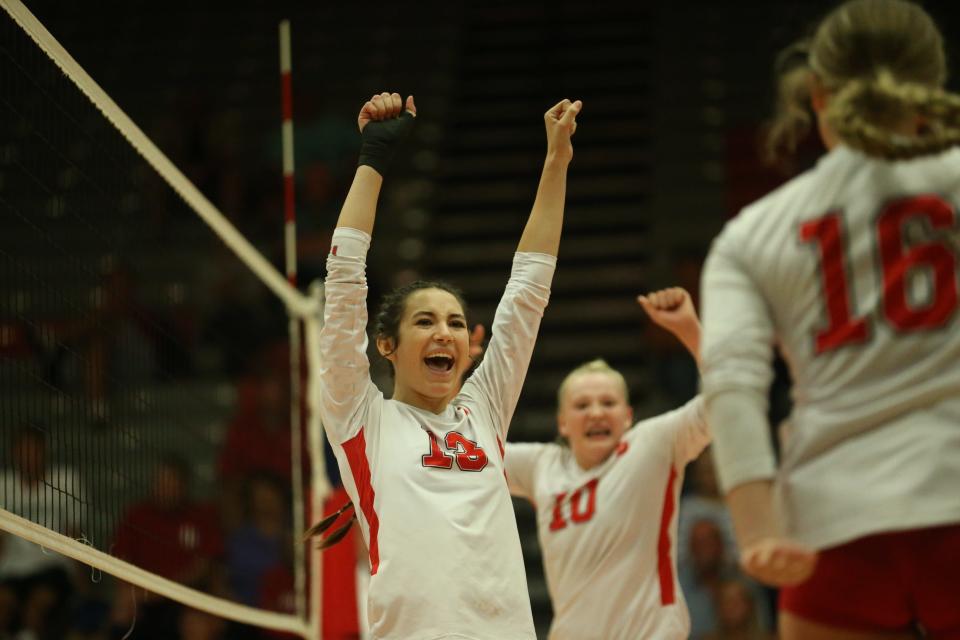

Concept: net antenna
[[0, 0, 322, 636], [278, 18, 334, 640]]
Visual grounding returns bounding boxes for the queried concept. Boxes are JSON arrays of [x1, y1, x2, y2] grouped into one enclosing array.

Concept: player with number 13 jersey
[[310, 92, 582, 639]]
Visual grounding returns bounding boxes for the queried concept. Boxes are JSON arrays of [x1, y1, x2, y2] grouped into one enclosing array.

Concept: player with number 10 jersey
[[505, 288, 710, 639]]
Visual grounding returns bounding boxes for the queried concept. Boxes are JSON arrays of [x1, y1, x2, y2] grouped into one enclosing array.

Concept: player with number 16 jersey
[[701, 3, 960, 633], [702, 128, 960, 549]]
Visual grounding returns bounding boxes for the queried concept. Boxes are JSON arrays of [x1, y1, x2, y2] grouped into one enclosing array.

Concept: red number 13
[[422, 431, 489, 472], [800, 195, 958, 354]]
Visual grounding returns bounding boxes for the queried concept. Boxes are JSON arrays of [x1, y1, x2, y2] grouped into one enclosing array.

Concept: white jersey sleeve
[[662, 395, 711, 466], [314, 226, 378, 445], [700, 231, 778, 491], [460, 252, 556, 441], [503, 442, 549, 501]]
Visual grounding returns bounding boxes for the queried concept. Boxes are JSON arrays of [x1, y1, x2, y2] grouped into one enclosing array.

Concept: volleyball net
[[0, 1, 330, 637]]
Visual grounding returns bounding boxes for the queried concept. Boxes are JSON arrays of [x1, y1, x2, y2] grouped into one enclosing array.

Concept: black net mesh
[[0, 6, 298, 625]]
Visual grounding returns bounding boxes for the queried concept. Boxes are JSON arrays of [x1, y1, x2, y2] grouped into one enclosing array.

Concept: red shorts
[[779, 523, 960, 638]]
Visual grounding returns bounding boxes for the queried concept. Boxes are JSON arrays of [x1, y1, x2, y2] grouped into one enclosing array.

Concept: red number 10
[[800, 195, 958, 354]]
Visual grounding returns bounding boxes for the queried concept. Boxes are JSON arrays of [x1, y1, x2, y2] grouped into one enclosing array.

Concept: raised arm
[[460, 99, 581, 440], [313, 92, 416, 444], [516, 99, 582, 256], [639, 287, 710, 464], [336, 92, 416, 234], [637, 287, 701, 366]]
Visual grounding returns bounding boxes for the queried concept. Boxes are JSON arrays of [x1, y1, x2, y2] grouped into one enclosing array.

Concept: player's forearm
[[335, 165, 383, 235], [517, 154, 569, 256], [674, 321, 702, 367], [726, 479, 780, 549]]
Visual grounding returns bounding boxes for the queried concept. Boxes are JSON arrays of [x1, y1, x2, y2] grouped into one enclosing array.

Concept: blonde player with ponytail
[[701, 1, 960, 638]]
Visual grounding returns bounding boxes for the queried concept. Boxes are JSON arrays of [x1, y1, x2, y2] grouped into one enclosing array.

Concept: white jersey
[[504, 397, 709, 640], [701, 144, 960, 549], [313, 227, 555, 640]]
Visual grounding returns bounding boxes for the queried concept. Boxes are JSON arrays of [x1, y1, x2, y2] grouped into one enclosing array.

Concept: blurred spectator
[[200, 252, 287, 378], [680, 519, 770, 639], [225, 474, 289, 607], [0, 425, 84, 640], [46, 264, 158, 424], [678, 448, 737, 570], [217, 343, 309, 531], [179, 607, 227, 640], [680, 518, 738, 639], [110, 455, 223, 640], [703, 579, 775, 640]]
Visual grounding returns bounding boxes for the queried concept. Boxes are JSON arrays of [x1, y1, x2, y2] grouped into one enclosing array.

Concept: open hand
[[544, 99, 582, 162], [740, 537, 818, 587], [358, 92, 416, 132]]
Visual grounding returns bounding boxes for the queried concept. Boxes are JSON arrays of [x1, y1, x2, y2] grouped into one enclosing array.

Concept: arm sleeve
[[669, 396, 711, 465], [503, 442, 545, 500], [461, 252, 556, 440], [311, 227, 376, 445], [630, 396, 710, 466], [700, 234, 777, 492]]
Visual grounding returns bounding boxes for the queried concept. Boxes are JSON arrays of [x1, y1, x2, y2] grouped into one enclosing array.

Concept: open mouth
[[424, 353, 455, 373], [585, 427, 612, 439]]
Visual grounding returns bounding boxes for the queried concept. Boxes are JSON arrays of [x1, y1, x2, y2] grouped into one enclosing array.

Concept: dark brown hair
[[373, 280, 468, 357]]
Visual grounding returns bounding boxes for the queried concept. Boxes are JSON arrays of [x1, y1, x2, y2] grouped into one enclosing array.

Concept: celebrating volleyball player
[[700, 0, 960, 637], [310, 92, 580, 639], [505, 287, 711, 639]]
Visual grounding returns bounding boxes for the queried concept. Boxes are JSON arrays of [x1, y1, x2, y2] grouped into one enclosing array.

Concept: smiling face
[[377, 287, 471, 413], [558, 369, 633, 470]]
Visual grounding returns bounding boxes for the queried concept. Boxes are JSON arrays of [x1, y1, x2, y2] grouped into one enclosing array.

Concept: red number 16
[[800, 195, 958, 354]]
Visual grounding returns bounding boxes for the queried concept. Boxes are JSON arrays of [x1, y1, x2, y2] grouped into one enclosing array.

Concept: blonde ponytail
[[828, 69, 960, 159]]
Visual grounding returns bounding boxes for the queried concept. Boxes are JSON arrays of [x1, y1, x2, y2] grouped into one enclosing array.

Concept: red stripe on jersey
[[496, 435, 507, 482], [342, 429, 380, 575], [657, 466, 679, 605]]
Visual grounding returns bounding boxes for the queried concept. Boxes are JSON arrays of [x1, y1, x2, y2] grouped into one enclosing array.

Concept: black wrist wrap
[[358, 111, 415, 176]]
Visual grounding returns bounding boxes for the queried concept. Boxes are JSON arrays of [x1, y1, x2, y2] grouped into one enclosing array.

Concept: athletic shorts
[[779, 523, 960, 638]]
